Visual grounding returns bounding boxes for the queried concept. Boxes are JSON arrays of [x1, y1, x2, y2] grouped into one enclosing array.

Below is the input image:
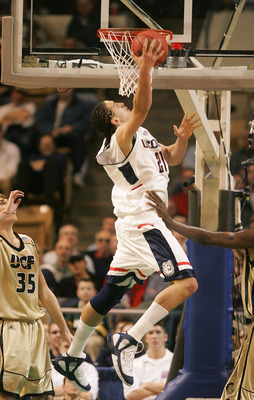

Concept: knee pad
[[90, 283, 127, 315]]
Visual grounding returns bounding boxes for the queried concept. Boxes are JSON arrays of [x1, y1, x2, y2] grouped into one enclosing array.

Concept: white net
[[99, 30, 139, 97]]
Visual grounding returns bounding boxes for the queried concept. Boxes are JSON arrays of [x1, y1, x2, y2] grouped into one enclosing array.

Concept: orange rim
[[97, 28, 173, 42]]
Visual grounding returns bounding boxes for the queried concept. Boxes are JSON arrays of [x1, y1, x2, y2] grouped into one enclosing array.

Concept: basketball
[[131, 30, 169, 67]]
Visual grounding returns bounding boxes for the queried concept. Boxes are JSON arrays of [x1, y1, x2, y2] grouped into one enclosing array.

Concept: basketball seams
[[131, 30, 168, 66]]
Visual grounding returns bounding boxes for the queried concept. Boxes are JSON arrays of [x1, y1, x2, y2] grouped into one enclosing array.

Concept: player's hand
[[173, 110, 202, 142], [146, 190, 172, 224], [62, 329, 73, 346], [2, 190, 24, 215], [132, 39, 164, 70]]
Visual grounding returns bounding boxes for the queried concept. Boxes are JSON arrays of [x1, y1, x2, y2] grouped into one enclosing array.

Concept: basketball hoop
[[97, 28, 173, 97]]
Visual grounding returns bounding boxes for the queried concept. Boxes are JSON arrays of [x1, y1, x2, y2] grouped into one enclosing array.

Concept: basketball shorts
[[220, 321, 254, 400], [107, 215, 195, 288], [0, 318, 53, 398]]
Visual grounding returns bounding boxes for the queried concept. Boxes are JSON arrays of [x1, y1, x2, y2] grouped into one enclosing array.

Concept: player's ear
[[111, 116, 119, 127]]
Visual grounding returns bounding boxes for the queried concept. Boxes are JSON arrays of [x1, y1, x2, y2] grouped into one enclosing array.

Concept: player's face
[[105, 101, 131, 125], [0, 197, 7, 211], [0, 197, 17, 222]]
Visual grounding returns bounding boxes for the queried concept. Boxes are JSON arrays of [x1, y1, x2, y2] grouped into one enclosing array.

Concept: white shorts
[[107, 215, 194, 288], [0, 318, 53, 398]]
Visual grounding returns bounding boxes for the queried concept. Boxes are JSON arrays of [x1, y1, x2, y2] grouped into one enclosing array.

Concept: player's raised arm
[[116, 39, 164, 155], [146, 190, 254, 249], [160, 110, 202, 166]]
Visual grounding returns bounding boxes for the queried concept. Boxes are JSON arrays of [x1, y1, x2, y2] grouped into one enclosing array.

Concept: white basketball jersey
[[96, 127, 169, 218]]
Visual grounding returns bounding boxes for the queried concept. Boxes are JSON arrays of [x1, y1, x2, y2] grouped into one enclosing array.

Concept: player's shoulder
[[137, 127, 151, 137], [19, 234, 36, 246]]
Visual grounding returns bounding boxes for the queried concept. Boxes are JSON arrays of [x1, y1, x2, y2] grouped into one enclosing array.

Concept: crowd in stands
[[0, 82, 99, 231]]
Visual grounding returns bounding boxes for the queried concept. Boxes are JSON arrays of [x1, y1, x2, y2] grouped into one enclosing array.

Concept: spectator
[[64, 278, 108, 362], [87, 216, 116, 251], [0, 124, 21, 196], [48, 321, 62, 360], [64, 278, 98, 329], [102, 216, 116, 234], [41, 238, 73, 293], [233, 167, 245, 190], [65, 0, 101, 49], [171, 167, 195, 217], [43, 224, 81, 265], [84, 229, 113, 290], [232, 166, 253, 227], [16, 134, 66, 207], [34, 88, 96, 187], [57, 256, 92, 299], [230, 125, 254, 175], [123, 321, 173, 400], [0, 87, 36, 155], [171, 214, 188, 254], [52, 337, 99, 400]]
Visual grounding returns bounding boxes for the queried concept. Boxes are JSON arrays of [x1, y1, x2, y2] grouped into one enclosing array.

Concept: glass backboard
[[1, 0, 254, 90]]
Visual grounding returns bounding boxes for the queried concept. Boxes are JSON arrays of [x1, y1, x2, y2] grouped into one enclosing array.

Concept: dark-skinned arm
[[146, 190, 254, 249], [116, 39, 164, 156]]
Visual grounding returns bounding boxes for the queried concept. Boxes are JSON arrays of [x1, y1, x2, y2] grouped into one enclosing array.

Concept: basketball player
[[0, 190, 72, 400], [53, 39, 201, 391], [146, 189, 254, 400]]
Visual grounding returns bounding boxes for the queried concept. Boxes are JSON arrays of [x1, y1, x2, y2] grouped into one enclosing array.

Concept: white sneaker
[[107, 332, 143, 386], [52, 352, 91, 391]]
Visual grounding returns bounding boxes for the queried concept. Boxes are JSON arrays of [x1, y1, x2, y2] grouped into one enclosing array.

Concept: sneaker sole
[[108, 334, 133, 386], [53, 356, 91, 391]]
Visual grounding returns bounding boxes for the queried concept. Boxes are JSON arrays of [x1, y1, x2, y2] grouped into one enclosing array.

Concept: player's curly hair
[[90, 101, 116, 145]]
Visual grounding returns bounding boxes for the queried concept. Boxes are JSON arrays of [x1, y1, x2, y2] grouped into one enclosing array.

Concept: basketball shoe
[[107, 332, 144, 386], [52, 353, 91, 391]]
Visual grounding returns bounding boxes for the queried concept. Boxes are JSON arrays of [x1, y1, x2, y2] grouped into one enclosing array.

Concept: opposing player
[[146, 189, 254, 400], [53, 39, 201, 391], [0, 190, 72, 400]]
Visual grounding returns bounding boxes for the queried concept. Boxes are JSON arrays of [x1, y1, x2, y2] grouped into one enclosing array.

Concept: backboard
[[1, 0, 254, 90]]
